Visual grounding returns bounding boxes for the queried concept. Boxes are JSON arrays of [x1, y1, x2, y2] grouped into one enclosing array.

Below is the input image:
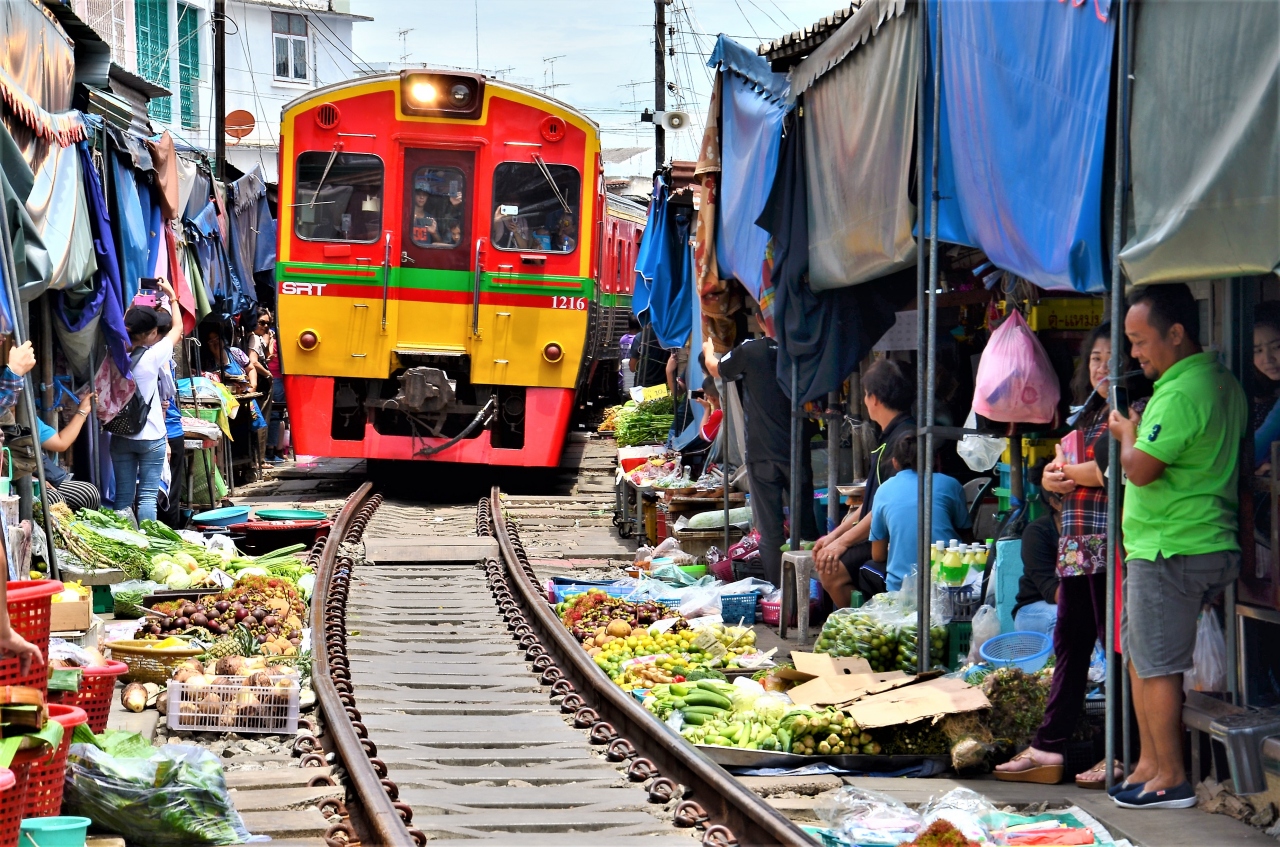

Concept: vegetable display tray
[[167, 679, 300, 735], [106, 640, 203, 686], [695, 745, 949, 774]]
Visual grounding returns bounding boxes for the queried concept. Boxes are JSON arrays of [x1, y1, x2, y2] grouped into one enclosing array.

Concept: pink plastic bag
[[972, 310, 1060, 424]]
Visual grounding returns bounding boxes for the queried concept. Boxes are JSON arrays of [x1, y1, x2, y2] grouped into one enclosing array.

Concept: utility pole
[[654, 0, 666, 168], [213, 0, 226, 178]]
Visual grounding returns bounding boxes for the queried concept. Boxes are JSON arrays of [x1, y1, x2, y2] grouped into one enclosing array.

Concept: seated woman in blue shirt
[[865, 431, 971, 597], [37, 391, 101, 513]]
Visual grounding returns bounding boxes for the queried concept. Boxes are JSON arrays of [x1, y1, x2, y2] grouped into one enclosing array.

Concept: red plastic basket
[[1, 748, 43, 847], [0, 767, 16, 847], [23, 704, 88, 818], [47, 660, 128, 733], [1, 580, 62, 694]]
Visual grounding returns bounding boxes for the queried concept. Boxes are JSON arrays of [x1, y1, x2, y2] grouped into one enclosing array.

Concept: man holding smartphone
[[1107, 283, 1246, 810]]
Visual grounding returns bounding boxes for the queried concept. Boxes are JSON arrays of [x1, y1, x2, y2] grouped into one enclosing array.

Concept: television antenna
[[397, 28, 414, 64], [542, 55, 568, 95]]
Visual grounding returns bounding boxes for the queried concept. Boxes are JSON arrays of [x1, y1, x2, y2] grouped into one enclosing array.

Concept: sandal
[[994, 748, 1064, 785], [1076, 759, 1124, 790]]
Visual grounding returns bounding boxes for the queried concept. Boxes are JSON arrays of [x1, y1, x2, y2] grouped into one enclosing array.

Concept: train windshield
[[294, 151, 384, 243], [490, 162, 580, 253]]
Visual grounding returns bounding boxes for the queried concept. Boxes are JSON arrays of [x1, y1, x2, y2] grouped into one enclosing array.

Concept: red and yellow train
[[276, 70, 645, 466]]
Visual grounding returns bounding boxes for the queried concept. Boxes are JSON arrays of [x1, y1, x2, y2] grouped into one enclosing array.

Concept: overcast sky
[[348, 0, 846, 174]]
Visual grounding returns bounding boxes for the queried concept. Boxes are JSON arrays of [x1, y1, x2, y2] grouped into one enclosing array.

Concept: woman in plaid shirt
[[997, 321, 1150, 786]]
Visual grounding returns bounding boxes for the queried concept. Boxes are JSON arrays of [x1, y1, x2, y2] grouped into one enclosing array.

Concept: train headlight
[[408, 80, 437, 105], [298, 330, 320, 351], [542, 342, 563, 363], [400, 71, 484, 119]]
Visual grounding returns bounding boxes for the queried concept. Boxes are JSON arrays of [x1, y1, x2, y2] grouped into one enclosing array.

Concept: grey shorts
[[1121, 551, 1239, 679]]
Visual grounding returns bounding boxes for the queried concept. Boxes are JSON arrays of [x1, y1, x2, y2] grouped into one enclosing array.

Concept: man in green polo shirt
[[1107, 283, 1246, 810]]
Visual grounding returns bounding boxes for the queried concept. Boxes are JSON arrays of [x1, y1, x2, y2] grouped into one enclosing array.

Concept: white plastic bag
[[968, 604, 1000, 664], [1184, 606, 1227, 693], [957, 410, 1008, 472]]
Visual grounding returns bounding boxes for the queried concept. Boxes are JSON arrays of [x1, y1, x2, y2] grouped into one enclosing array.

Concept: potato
[[246, 671, 273, 688], [215, 656, 246, 676]]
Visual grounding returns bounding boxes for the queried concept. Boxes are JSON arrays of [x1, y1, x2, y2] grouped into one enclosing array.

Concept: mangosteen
[[263, 615, 278, 628], [181, 603, 198, 618], [253, 608, 267, 622], [256, 633, 269, 644], [175, 616, 190, 629], [191, 612, 209, 627], [214, 600, 231, 614], [234, 608, 249, 622]]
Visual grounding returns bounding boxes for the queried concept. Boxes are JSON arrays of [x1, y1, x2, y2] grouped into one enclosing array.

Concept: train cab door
[[399, 149, 475, 355]]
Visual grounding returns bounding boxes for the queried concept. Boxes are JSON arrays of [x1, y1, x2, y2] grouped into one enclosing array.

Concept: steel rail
[[485, 486, 812, 847], [308, 482, 422, 847]]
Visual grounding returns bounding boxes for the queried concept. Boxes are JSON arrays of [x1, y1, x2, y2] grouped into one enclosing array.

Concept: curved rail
[[307, 482, 422, 847], [485, 486, 812, 847]]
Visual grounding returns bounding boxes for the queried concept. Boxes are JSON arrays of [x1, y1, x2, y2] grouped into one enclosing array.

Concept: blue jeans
[[1014, 599, 1059, 638], [110, 436, 167, 522]]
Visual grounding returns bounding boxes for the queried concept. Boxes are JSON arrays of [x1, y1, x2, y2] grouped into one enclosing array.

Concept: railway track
[[302, 483, 814, 847]]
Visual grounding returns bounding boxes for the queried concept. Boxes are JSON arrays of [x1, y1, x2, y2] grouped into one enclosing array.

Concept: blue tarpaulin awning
[[633, 177, 694, 349], [932, 0, 1115, 293]]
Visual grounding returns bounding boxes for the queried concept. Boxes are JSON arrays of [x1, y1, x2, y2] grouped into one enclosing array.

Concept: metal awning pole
[[789, 359, 801, 557], [918, 0, 943, 675], [827, 391, 839, 533], [1105, 0, 1131, 791], [722, 378, 732, 556], [914, 0, 929, 640]]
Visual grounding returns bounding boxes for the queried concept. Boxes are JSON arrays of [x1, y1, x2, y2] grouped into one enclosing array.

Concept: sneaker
[[1107, 780, 1142, 798], [1113, 782, 1196, 809]]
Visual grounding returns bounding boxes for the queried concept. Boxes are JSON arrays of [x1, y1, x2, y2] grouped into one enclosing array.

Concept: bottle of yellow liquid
[[975, 543, 990, 569], [941, 544, 965, 586]]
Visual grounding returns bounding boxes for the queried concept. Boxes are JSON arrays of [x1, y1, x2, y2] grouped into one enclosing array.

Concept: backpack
[[103, 347, 155, 437]]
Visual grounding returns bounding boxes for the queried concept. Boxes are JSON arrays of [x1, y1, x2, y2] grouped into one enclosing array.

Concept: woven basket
[[106, 640, 203, 685]]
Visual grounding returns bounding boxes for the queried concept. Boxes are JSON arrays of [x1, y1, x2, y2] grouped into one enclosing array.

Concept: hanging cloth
[[693, 74, 743, 354], [227, 166, 266, 306], [178, 225, 212, 320], [164, 225, 198, 333], [1120, 0, 1280, 283], [108, 136, 148, 303], [0, 120, 49, 310], [632, 179, 694, 349], [934, 0, 1114, 293], [145, 131, 181, 222], [759, 112, 913, 404], [139, 175, 163, 278], [26, 138, 95, 291], [74, 131, 131, 377]]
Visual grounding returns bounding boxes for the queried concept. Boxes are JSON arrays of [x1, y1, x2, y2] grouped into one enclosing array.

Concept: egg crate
[[166, 679, 299, 734]]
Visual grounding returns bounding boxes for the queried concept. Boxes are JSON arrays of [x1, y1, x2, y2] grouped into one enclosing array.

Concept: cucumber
[[684, 690, 732, 710], [669, 683, 690, 697], [682, 705, 727, 717], [682, 712, 709, 725]]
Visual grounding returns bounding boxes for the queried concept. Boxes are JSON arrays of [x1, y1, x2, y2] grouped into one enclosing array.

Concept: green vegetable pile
[[981, 667, 1052, 747], [64, 725, 252, 845], [51, 503, 151, 579], [814, 607, 947, 673], [615, 396, 676, 446]]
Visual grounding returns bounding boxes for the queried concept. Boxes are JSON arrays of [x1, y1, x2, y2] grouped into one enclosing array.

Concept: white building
[[71, 0, 371, 181]]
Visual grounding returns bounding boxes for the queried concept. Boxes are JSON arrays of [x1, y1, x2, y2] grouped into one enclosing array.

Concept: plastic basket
[[46, 660, 128, 733], [23, 704, 88, 818], [167, 678, 300, 734], [0, 767, 16, 847], [2, 580, 61, 694], [552, 584, 631, 604], [760, 596, 819, 627], [105, 640, 203, 686], [719, 593, 758, 625], [654, 597, 682, 611], [942, 586, 981, 623], [947, 621, 973, 670], [979, 631, 1052, 673], [2, 748, 44, 847]]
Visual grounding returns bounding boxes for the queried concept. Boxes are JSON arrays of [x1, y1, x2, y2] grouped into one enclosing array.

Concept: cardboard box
[[49, 592, 91, 633], [846, 676, 990, 729]]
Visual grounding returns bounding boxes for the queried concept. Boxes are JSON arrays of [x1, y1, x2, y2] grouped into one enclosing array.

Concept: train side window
[[409, 166, 466, 249], [294, 151, 383, 243], [490, 162, 581, 253]]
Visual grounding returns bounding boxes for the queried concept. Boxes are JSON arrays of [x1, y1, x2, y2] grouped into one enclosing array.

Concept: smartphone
[[690, 389, 705, 401], [140, 277, 160, 291], [1111, 385, 1129, 418], [498, 204, 518, 217]]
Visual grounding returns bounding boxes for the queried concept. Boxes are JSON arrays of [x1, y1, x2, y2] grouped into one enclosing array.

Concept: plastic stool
[[779, 551, 814, 642], [1208, 712, 1280, 795]]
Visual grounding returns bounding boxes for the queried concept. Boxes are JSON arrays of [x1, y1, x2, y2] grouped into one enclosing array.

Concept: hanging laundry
[[164, 225, 198, 333], [146, 131, 180, 222], [227, 165, 267, 308]]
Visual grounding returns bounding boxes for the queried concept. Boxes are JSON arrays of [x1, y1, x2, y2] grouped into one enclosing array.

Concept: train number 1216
[[550, 296, 587, 311]]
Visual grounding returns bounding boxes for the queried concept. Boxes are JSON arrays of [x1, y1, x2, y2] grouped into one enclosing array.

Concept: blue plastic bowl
[[979, 631, 1052, 673], [192, 506, 250, 527]]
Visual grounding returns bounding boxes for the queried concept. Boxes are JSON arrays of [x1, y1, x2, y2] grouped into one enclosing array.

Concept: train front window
[[490, 162, 580, 253], [409, 167, 466, 249], [294, 151, 383, 243]]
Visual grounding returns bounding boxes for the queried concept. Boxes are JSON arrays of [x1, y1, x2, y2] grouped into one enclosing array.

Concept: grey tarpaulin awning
[[1120, 0, 1280, 284], [795, 0, 918, 291]]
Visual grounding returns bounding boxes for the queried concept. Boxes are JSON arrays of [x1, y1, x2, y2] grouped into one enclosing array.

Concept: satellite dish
[[658, 110, 691, 132], [225, 109, 255, 143]]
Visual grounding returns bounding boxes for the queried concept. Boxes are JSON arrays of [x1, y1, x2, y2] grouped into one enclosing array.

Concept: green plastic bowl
[[255, 508, 327, 522], [678, 564, 708, 579], [20, 816, 91, 847]]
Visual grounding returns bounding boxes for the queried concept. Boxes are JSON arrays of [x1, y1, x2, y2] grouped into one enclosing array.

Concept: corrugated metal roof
[[757, 3, 861, 70]]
